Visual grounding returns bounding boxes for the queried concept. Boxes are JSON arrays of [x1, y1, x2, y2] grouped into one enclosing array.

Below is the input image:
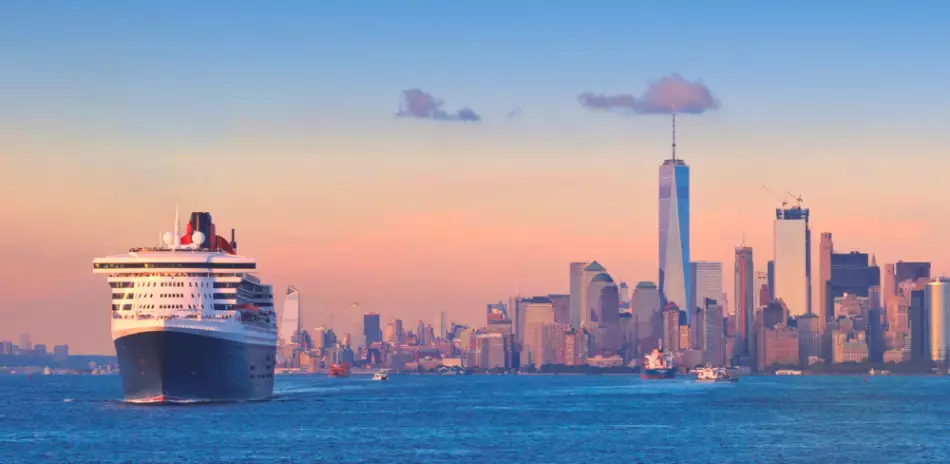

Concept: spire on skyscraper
[[671, 105, 677, 161]]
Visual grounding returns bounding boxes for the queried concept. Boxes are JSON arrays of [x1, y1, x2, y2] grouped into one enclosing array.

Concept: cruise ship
[[93, 209, 277, 403]]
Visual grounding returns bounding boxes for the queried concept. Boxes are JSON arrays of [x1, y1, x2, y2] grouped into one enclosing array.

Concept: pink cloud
[[579, 73, 720, 115], [396, 89, 481, 122]]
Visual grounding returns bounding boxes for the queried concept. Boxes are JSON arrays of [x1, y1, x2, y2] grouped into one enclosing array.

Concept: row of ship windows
[[111, 293, 236, 300], [96, 263, 256, 269], [110, 281, 240, 289], [111, 304, 249, 311], [113, 304, 207, 310]]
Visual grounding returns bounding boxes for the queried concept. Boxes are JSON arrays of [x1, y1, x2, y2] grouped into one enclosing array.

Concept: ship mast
[[173, 204, 182, 249]]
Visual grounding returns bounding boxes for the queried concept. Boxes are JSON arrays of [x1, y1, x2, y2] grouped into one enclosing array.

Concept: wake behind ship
[[93, 210, 277, 403]]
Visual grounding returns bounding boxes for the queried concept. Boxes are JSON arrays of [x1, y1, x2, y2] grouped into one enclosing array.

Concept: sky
[[2, 1, 950, 353]]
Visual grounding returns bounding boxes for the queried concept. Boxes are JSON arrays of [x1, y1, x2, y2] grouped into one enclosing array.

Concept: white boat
[[372, 370, 390, 381], [775, 369, 802, 376], [695, 366, 736, 382]]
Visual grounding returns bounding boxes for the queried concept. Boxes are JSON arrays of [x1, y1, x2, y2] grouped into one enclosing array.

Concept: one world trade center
[[658, 113, 691, 318]]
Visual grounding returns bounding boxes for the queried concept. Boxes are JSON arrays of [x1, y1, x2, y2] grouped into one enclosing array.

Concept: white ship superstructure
[[93, 209, 277, 403]]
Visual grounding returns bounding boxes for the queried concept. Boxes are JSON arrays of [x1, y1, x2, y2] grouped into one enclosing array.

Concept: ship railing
[[128, 247, 232, 253], [111, 313, 236, 321], [105, 272, 247, 278]]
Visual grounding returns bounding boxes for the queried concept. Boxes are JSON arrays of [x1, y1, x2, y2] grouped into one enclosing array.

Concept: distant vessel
[[775, 369, 802, 376], [329, 363, 351, 378], [641, 343, 676, 380], [372, 369, 390, 381], [93, 209, 277, 403], [695, 366, 737, 382]]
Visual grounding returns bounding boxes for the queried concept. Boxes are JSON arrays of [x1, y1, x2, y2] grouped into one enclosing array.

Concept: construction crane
[[761, 185, 788, 209], [785, 191, 804, 208]]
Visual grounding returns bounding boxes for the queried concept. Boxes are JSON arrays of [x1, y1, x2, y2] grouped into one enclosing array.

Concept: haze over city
[[2, 2, 950, 354]]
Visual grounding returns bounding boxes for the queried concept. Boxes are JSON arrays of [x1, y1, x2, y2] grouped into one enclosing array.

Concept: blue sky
[[3, 1, 949, 135]]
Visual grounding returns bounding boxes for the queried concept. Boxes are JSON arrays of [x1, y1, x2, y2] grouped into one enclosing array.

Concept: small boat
[[372, 370, 390, 381], [695, 366, 737, 382], [775, 369, 802, 376], [328, 363, 351, 378]]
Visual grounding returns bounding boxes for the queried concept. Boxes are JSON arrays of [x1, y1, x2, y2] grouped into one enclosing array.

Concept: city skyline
[[3, 2, 950, 354]]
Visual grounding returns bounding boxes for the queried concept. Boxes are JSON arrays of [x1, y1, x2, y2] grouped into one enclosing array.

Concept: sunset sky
[[2, 2, 950, 353]]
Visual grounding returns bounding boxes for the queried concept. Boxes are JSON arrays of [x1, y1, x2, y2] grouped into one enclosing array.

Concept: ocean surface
[[2, 374, 950, 463]]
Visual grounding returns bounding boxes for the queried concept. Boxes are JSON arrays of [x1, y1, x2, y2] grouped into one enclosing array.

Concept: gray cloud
[[578, 74, 720, 115], [396, 89, 481, 122]]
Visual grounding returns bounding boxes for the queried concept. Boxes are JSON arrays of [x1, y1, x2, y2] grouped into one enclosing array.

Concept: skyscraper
[[910, 289, 928, 362], [896, 262, 931, 283], [734, 246, 754, 357], [658, 113, 690, 316], [883, 263, 896, 318], [755, 271, 770, 309], [690, 261, 722, 314], [578, 261, 606, 329], [927, 278, 950, 362], [631, 281, 662, 353], [662, 302, 681, 353], [438, 311, 447, 340], [522, 296, 555, 368], [703, 298, 725, 367], [363, 313, 382, 348], [416, 320, 426, 345], [569, 261, 591, 329], [825, 250, 880, 319], [773, 206, 811, 317], [819, 232, 833, 322], [279, 286, 301, 346], [588, 272, 618, 325], [549, 294, 571, 325]]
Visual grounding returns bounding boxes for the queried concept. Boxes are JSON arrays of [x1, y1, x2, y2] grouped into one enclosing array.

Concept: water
[[3, 374, 950, 463]]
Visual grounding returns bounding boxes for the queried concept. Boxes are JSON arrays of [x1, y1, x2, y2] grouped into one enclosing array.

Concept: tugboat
[[328, 363, 351, 378], [640, 341, 676, 380], [695, 366, 737, 382]]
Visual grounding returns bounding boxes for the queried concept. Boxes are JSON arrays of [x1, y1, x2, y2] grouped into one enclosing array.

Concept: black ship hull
[[641, 368, 677, 380], [114, 330, 275, 403]]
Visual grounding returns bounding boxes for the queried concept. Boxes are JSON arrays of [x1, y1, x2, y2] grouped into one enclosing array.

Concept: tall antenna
[[671, 105, 677, 161]]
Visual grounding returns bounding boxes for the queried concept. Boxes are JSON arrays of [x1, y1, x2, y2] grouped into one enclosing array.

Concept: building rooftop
[[585, 261, 606, 272]]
